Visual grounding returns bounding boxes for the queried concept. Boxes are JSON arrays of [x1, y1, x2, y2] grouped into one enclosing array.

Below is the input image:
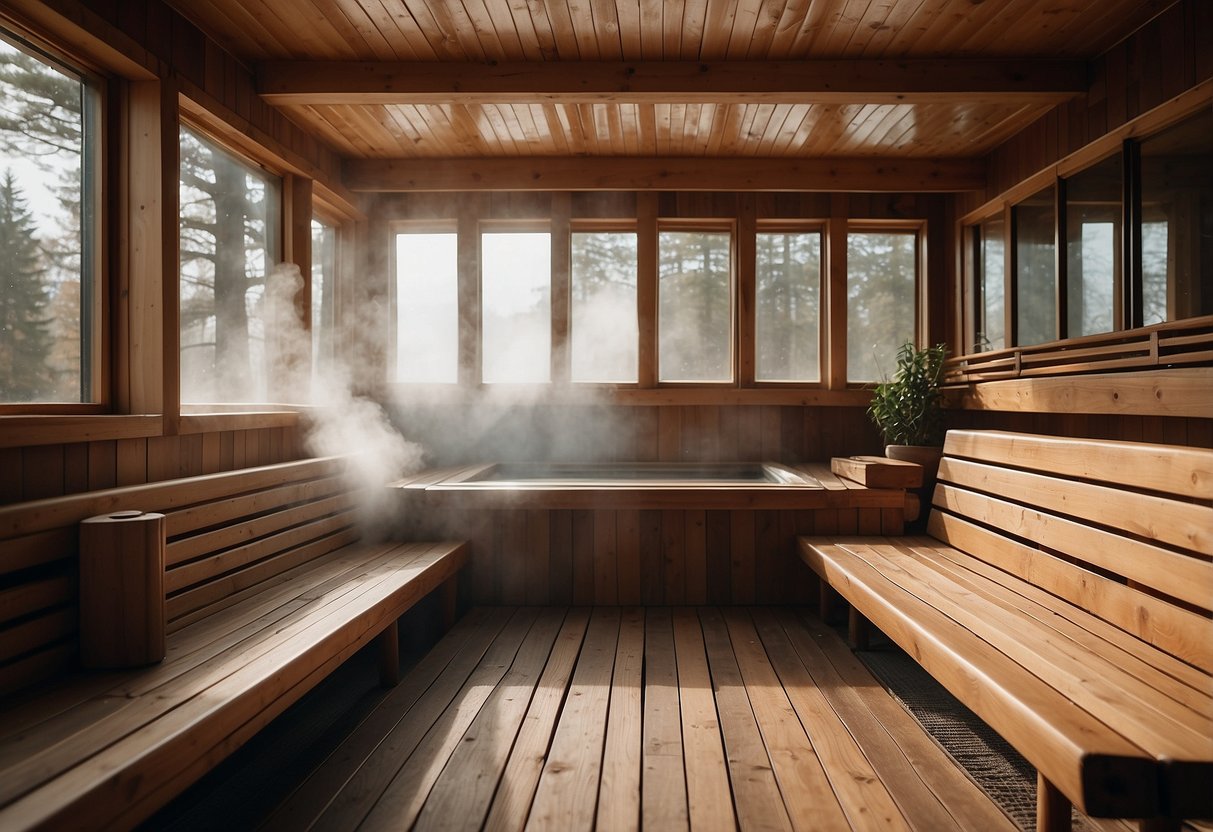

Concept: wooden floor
[[261, 606, 1016, 831]]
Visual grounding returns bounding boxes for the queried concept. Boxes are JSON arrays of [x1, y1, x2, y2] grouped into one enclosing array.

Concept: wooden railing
[[944, 315, 1213, 384]]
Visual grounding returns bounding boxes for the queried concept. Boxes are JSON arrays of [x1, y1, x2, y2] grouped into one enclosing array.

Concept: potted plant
[[867, 342, 948, 483]]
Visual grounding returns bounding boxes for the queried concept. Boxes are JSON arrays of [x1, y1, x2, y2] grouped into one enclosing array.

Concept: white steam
[[264, 264, 426, 530]]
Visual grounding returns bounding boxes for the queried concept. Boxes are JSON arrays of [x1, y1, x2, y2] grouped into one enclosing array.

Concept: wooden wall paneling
[[468, 509, 496, 605], [593, 509, 618, 604], [63, 444, 88, 495], [793, 509, 819, 604], [572, 508, 595, 604], [658, 407, 680, 461], [549, 510, 573, 605], [717, 405, 740, 461], [737, 406, 763, 460], [86, 442, 117, 491], [0, 449, 21, 503], [754, 510, 780, 603], [759, 405, 781, 460], [145, 435, 178, 483], [705, 510, 730, 604], [777, 510, 801, 604], [115, 438, 147, 486], [201, 433, 221, 474], [780, 406, 805, 462], [616, 509, 641, 605], [500, 510, 528, 604], [219, 431, 234, 470], [632, 407, 660, 461], [230, 430, 246, 468], [639, 509, 663, 605], [525, 508, 550, 605], [688, 509, 708, 606], [22, 446, 64, 500], [729, 509, 756, 603]]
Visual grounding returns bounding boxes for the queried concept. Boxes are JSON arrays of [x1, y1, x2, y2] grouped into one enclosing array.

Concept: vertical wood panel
[[705, 510, 730, 604], [549, 510, 573, 605], [87, 441, 117, 491], [526, 508, 551, 605], [730, 510, 756, 603], [0, 449, 22, 503], [616, 509, 641, 604], [640, 509, 663, 604], [681, 509, 704, 603], [572, 509, 595, 604], [23, 446, 65, 500], [594, 509, 618, 604], [63, 444, 89, 495]]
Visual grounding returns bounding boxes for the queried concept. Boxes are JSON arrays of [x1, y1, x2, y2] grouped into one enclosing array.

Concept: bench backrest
[[0, 457, 361, 692], [928, 430, 1213, 673]]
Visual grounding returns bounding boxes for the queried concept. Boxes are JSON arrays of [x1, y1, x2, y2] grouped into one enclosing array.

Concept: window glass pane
[[847, 232, 916, 382], [482, 231, 550, 383], [1065, 154, 1120, 337], [0, 35, 92, 403], [756, 230, 820, 381], [977, 218, 1005, 352], [659, 230, 732, 382], [179, 126, 281, 403], [1140, 109, 1213, 324], [311, 219, 336, 384], [571, 231, 637, 383], [395, 232, 458, 383], [1014, 186, 1057, 346]]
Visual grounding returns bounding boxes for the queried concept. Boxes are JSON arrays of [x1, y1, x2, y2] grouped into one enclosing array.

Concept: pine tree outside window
[[0, 33, 98, 404]]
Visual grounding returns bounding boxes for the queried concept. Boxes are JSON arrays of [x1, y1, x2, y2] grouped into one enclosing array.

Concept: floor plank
[[269, 606, 1019, 831]]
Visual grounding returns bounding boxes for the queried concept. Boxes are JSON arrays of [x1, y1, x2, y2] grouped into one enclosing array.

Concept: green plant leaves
[[867, 342, 948, 446]]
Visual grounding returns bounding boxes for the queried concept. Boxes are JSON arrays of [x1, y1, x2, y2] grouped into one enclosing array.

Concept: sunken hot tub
[[392, 460, 908, 607]]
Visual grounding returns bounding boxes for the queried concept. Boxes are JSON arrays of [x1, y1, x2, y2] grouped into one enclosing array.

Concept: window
[[394, 231, 458, 383], [976, 218, 1006, 352], [847, 231, 917, 382], [481, 230, 551, 383], [1140, 108, 1213, 325], [311, 219, 336, 382], [570, 230, 637, 383], [1015, 186, 1057, 346], [755, 229, 821, 382], [659, 229, 732, 382], [1065, 154, 1120, 337], [179, 126, 281, 403], [0, 34, 98, 403]]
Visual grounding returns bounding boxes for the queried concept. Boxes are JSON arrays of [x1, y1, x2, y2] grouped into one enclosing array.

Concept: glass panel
[[311, 219, 336, 384], [395, 232, 458, 383], [1140, 109, 1213, 324], [1015, 186, 1057, 346], [481, 231, 551, 383], [847, 232, 917, 382], [755, 230, 821, 381], [179, 126, 281, 403], [977, 218, 1005, 352], [0, 35, 92, 403], [659, 230, 732, 382], [571, 231, 638, 383], [1065, 153, 1120, 337]]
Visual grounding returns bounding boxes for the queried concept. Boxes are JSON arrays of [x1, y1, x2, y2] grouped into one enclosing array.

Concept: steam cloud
[[264, 264, 426, 532]]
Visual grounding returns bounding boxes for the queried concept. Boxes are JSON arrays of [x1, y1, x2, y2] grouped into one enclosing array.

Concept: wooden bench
[[799, 430, 1213, 832], [0, 457, 468, 831]]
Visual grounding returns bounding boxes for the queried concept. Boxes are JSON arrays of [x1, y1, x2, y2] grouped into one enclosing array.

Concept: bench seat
[[799, 430, 1213, 831], [0, 538, 468, 831]]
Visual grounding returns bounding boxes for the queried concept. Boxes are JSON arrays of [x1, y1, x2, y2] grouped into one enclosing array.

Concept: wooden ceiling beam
[[343, 156, 986, 192], [259, 60, 1086, 106]]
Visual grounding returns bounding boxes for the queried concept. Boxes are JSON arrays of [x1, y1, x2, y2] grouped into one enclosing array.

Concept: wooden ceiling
[[167, 0, 1173, 189]]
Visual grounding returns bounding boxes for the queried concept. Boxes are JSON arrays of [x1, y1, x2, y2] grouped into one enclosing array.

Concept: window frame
[[655, 218, 737, 387], [177, 118, 286, 408], [0, 27, 106, 414], [750, 220, 827, 388], [843, 220, 926, 388], [567, 219, 641, 387], [388, 220, 460, 386]]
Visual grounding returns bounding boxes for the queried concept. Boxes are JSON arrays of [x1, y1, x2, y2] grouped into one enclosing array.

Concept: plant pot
[[884, 444, 943, 484]]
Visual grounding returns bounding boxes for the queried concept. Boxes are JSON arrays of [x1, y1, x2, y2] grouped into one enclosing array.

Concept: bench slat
[[799, 537, 1157, 817], [928, 511, 1213, 672], [933, 481, 1213, 610], [165, 474, 350, 537], [938, 457, 1213, 559], [843, 540, 1213, 761], [0, 541, 467, 831], [942, 430, 1213, 502]]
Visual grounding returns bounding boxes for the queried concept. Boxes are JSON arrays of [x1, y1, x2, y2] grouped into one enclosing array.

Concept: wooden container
[[79, 510, 167, 668]]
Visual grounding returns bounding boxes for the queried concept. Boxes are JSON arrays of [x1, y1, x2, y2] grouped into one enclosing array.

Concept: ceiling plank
[[259, 58, 1087, 106], [343, 155, 986, 192]]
